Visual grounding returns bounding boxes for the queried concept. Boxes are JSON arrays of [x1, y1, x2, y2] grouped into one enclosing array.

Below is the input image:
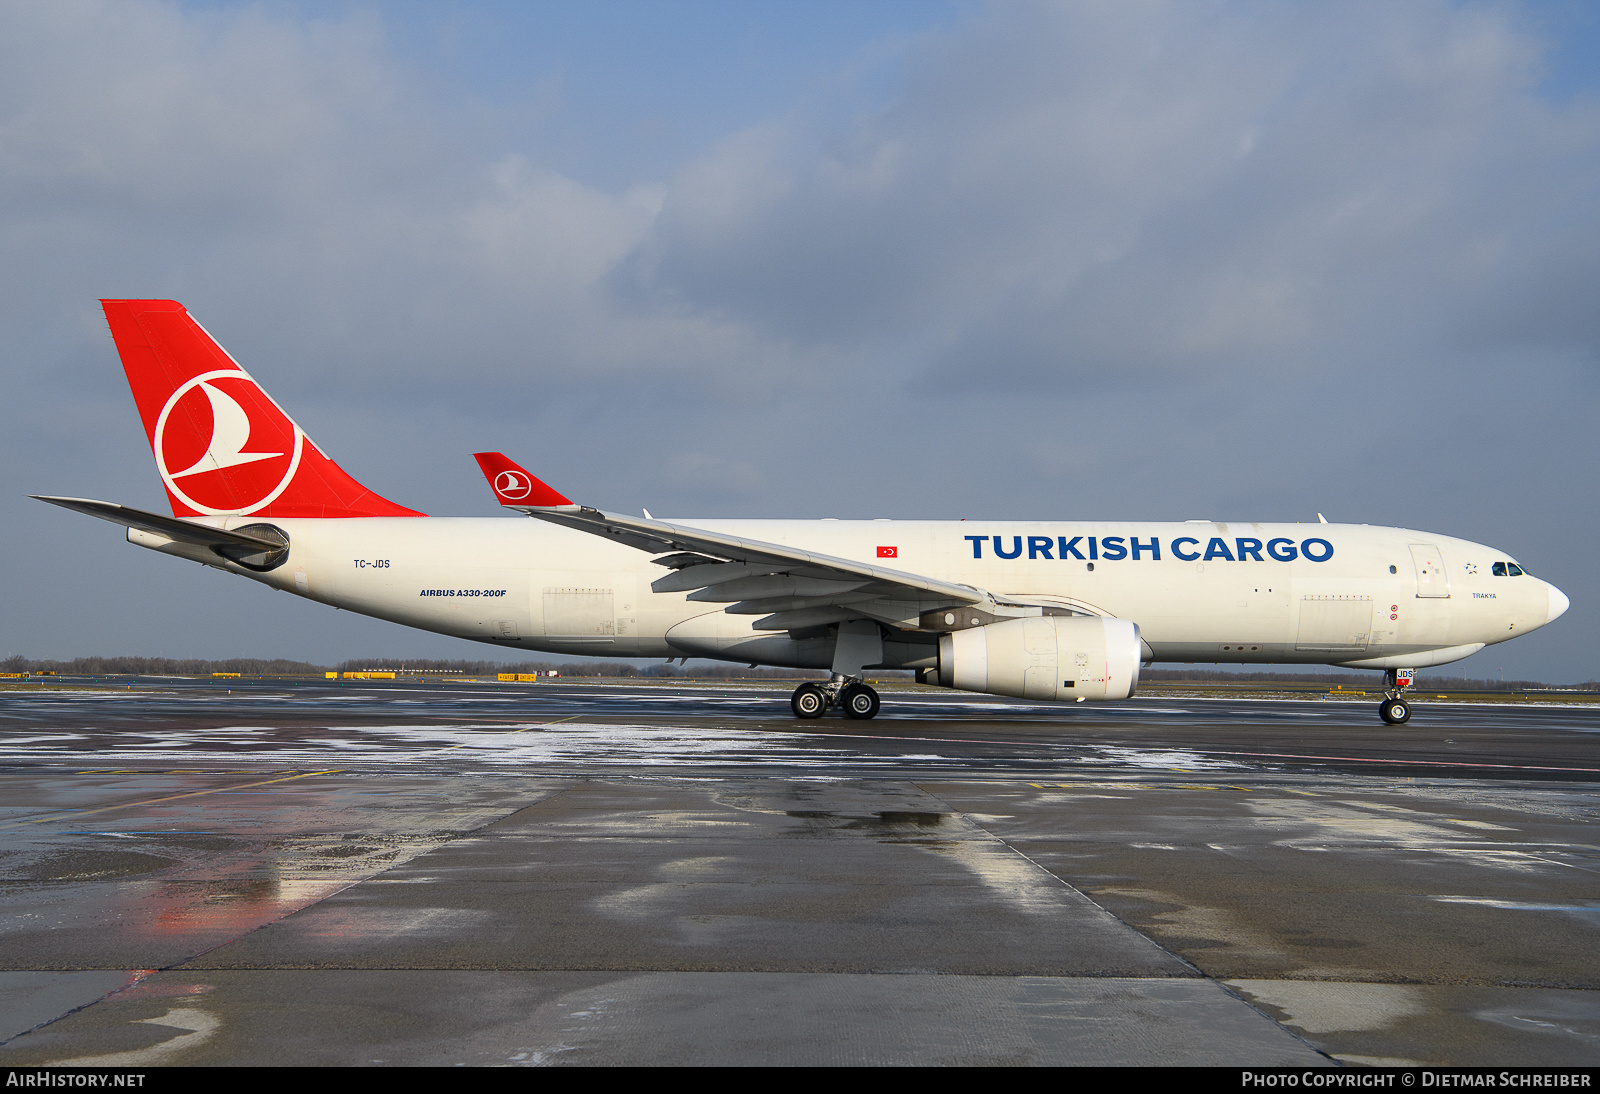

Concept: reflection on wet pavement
[[0, 679, 1596, 1065]]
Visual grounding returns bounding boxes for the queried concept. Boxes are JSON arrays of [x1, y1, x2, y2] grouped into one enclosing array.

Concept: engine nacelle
[[936, 616, 1142, 701]]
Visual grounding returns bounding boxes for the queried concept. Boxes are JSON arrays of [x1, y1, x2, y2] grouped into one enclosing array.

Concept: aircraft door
[[1295, 595, 1373, 652], [543, 586, 616, 637], [1409, 544, 1451, 598]]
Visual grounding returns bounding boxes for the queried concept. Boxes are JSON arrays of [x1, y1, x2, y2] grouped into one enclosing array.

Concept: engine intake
[[936, 616, 1141, 701]]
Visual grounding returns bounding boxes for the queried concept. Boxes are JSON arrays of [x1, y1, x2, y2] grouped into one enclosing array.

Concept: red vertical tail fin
[[101, 299, 423, 518]]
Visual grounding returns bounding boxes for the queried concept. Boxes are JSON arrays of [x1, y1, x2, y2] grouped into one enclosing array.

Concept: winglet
[[472, 452, 573, 508]]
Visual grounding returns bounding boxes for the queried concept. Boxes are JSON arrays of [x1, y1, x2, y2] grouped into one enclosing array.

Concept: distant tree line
[[3, 654, 1586, 690], [332, 658, 826, 679], [1, 655, 328, 676], [0, 654, 824, 680]]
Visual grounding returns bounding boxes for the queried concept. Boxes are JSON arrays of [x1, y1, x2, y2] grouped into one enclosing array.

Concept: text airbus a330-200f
[[35, 300, 1570, 724]]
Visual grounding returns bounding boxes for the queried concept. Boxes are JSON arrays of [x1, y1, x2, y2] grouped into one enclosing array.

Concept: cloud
[[12, 1, 1589, 413], [0, 3, 417, 223], [1, 0, 1595, 678], [0, 1, 801, 420], [662, 452, 766, 499], [635, 1, 1600, 397]]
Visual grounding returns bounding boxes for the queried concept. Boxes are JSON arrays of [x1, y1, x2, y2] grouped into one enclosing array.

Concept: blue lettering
[[965, 535, 986, 559], [1059, 536, 1086, 560], [1203, 538, 1235, 562], [1101, 536, 1127, 561], [1301, 537, 1334, 562], [1028, 535, 1053, 560], [1088, 537, 1098, 560], [1235, 538, 1264, 562], [1130, 536, 1160, 560], [1267, 537, 1298, 562], [1172, 537, 1200, 562], [994, 536, 1023, 560]]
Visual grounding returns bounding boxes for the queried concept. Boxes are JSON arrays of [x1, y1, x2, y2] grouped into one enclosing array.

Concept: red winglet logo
[[473, 452, 573, 507]]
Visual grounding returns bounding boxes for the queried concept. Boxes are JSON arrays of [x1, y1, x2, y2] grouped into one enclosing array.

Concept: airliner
[[35, 300, 1570, 724]]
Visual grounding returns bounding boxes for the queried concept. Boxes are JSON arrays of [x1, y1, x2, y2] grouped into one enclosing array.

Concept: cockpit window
[[1493, 562, 1507, 576], [1492, 562, 1525, 577], [1508, 563, 1524, 577]]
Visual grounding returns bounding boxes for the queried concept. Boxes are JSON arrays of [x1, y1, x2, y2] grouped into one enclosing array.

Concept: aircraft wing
[[472, 453, 988, 631]]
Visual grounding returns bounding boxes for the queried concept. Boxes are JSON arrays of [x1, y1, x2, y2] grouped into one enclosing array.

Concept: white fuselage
[[135, 516, 1564, 674]]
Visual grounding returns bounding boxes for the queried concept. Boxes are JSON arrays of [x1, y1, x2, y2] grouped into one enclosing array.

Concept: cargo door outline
[[543, 586, 616, 638], [1295, 595, 1373, 651]]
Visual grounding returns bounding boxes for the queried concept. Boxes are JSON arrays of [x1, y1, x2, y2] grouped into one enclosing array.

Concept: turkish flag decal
[[877, 546, 897, 558]]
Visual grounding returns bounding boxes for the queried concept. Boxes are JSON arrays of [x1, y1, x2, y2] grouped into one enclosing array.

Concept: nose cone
[[1547, 582, 1570, 625]]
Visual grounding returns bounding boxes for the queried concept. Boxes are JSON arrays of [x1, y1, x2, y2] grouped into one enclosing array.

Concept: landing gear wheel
[[1379, 697, 1411, 725], [791, 683, 827, 720], [840, 683, 880, 720]]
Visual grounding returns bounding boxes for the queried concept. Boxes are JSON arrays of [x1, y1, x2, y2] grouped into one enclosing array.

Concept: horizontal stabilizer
[[31, 495, 287, 555]]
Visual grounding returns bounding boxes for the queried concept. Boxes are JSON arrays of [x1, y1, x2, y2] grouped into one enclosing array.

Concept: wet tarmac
[[0, 677, 1597, 1065]]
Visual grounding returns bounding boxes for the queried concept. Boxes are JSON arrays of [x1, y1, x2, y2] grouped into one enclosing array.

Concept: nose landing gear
[[1379, 696, 1412, 724], [790, 676, 881, 720], [1378, 668, 1415, 725]]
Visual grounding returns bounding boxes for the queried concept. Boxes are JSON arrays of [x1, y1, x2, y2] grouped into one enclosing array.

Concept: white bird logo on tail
[[153, 369, 304, 515], [170, 381, 282, 477], [494, 470, 532, 499]]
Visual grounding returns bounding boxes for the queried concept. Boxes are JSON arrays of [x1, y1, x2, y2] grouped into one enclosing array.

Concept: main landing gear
[[791, 676, 880, 720], [1378, 668, 1415, 725], [791, 683, 826, 718]]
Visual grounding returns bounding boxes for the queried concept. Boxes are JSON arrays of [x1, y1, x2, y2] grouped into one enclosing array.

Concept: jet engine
[[935, 616, 1142, 701]]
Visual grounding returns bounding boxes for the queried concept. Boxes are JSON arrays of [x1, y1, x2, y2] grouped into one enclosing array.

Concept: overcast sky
[[3, 0, 1596, 682]]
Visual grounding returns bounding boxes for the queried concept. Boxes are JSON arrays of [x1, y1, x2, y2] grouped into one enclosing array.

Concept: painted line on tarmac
[[804, 730, 1600, 776], [429, 713, 583, 752], [1028, 781, 1258, 792], [795, 730, 1081, 749], [1189, 748, 1600, 775], [0, 769, 345, 830]]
